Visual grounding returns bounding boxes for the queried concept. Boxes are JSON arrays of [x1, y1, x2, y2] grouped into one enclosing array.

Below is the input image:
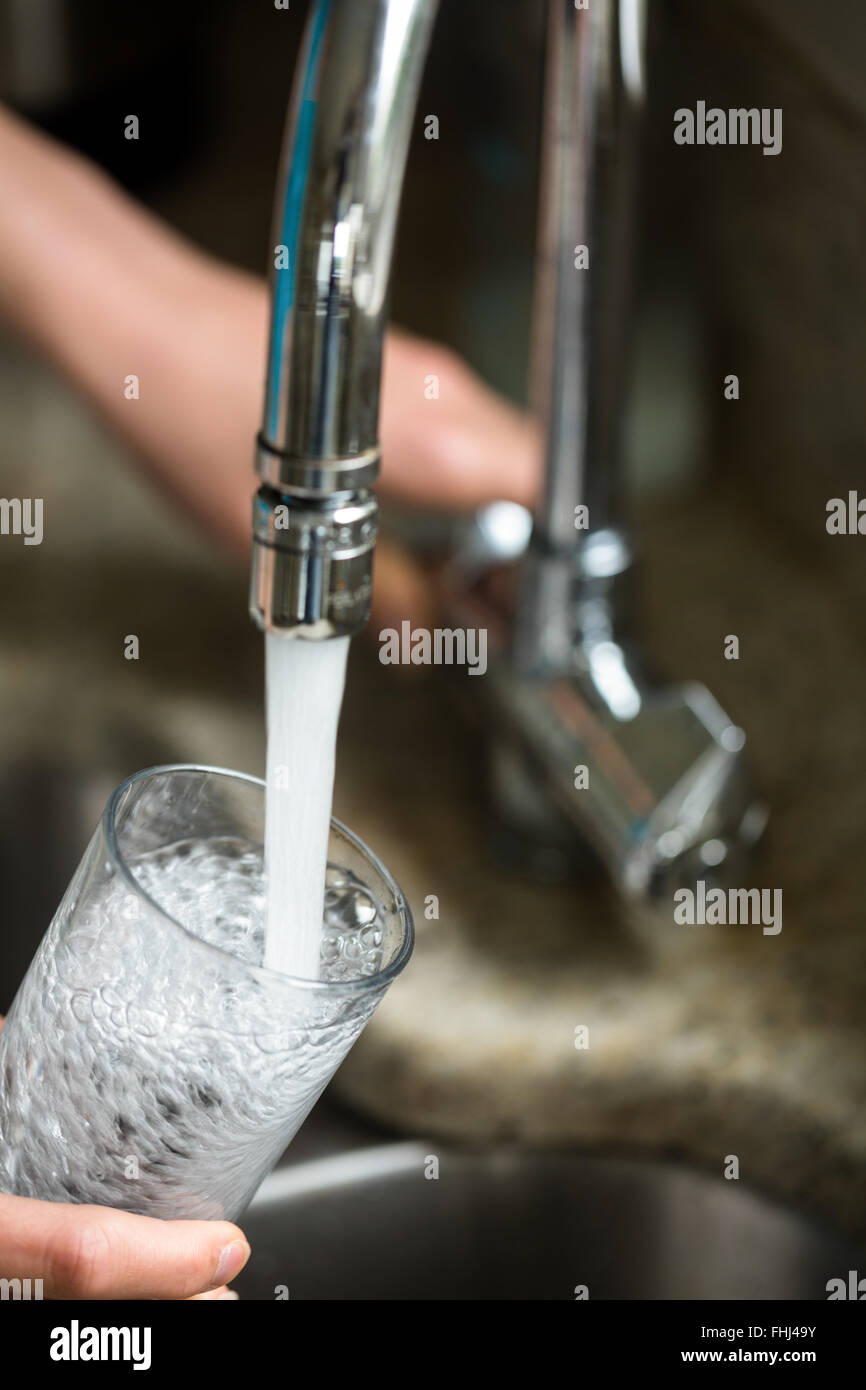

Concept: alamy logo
[[0, 497, 43, 545], [379, 621, 487, 675], [826, 1270, 866, 1300], [0, 1277, 43, 1299], [50, 1321, 152, 1371], [826, 492, 866, 535], [674, 102, 782, 156], [674, 880, 782, 935]]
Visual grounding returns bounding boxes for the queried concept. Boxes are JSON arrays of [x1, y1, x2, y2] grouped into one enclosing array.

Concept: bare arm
[[0, 104, 538, 597]]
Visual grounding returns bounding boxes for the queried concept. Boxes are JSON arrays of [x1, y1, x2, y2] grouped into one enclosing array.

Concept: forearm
[[0, 104, 537, 555], [0, 103, 261, 553]]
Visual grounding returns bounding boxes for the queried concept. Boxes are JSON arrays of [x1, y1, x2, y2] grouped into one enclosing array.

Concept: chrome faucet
[[249, 0, 437, 637], [250, 0, 765, 900]]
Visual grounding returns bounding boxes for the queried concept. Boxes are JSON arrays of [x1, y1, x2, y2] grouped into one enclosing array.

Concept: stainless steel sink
[[234, 1135, 861, 1301]]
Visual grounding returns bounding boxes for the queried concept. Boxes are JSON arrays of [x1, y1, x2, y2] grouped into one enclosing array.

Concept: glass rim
[[103, 763, 414, 996]]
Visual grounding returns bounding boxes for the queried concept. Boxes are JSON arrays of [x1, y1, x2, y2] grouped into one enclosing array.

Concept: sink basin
[[234, 1141, 860, 1300]]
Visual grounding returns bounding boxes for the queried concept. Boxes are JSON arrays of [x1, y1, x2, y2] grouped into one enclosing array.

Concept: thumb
[[0, 1192, 250, 1300]]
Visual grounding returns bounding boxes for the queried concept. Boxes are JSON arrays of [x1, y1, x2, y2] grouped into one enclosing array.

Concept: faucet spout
[[250, 0, 438, 637]]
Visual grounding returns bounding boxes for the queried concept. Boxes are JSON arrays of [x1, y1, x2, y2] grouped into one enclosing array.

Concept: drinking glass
[[0, 765, 412, 1221]]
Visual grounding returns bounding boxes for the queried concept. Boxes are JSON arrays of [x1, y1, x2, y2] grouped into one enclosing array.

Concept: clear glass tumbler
[[0, 765, 412, 1221]]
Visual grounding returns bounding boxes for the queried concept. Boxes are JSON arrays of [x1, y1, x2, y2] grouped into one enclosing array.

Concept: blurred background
[[0, 0, 864, 1269]]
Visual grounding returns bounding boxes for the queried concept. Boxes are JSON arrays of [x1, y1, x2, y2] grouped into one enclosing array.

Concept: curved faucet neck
[[258, 0, 439, 496]]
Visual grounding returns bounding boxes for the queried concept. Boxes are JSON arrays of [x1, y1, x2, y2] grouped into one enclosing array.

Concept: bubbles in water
[[133, 838, 385, 980]]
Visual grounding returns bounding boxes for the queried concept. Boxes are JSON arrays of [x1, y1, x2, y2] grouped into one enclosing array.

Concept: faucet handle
[[481, 654, 767, 900]]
